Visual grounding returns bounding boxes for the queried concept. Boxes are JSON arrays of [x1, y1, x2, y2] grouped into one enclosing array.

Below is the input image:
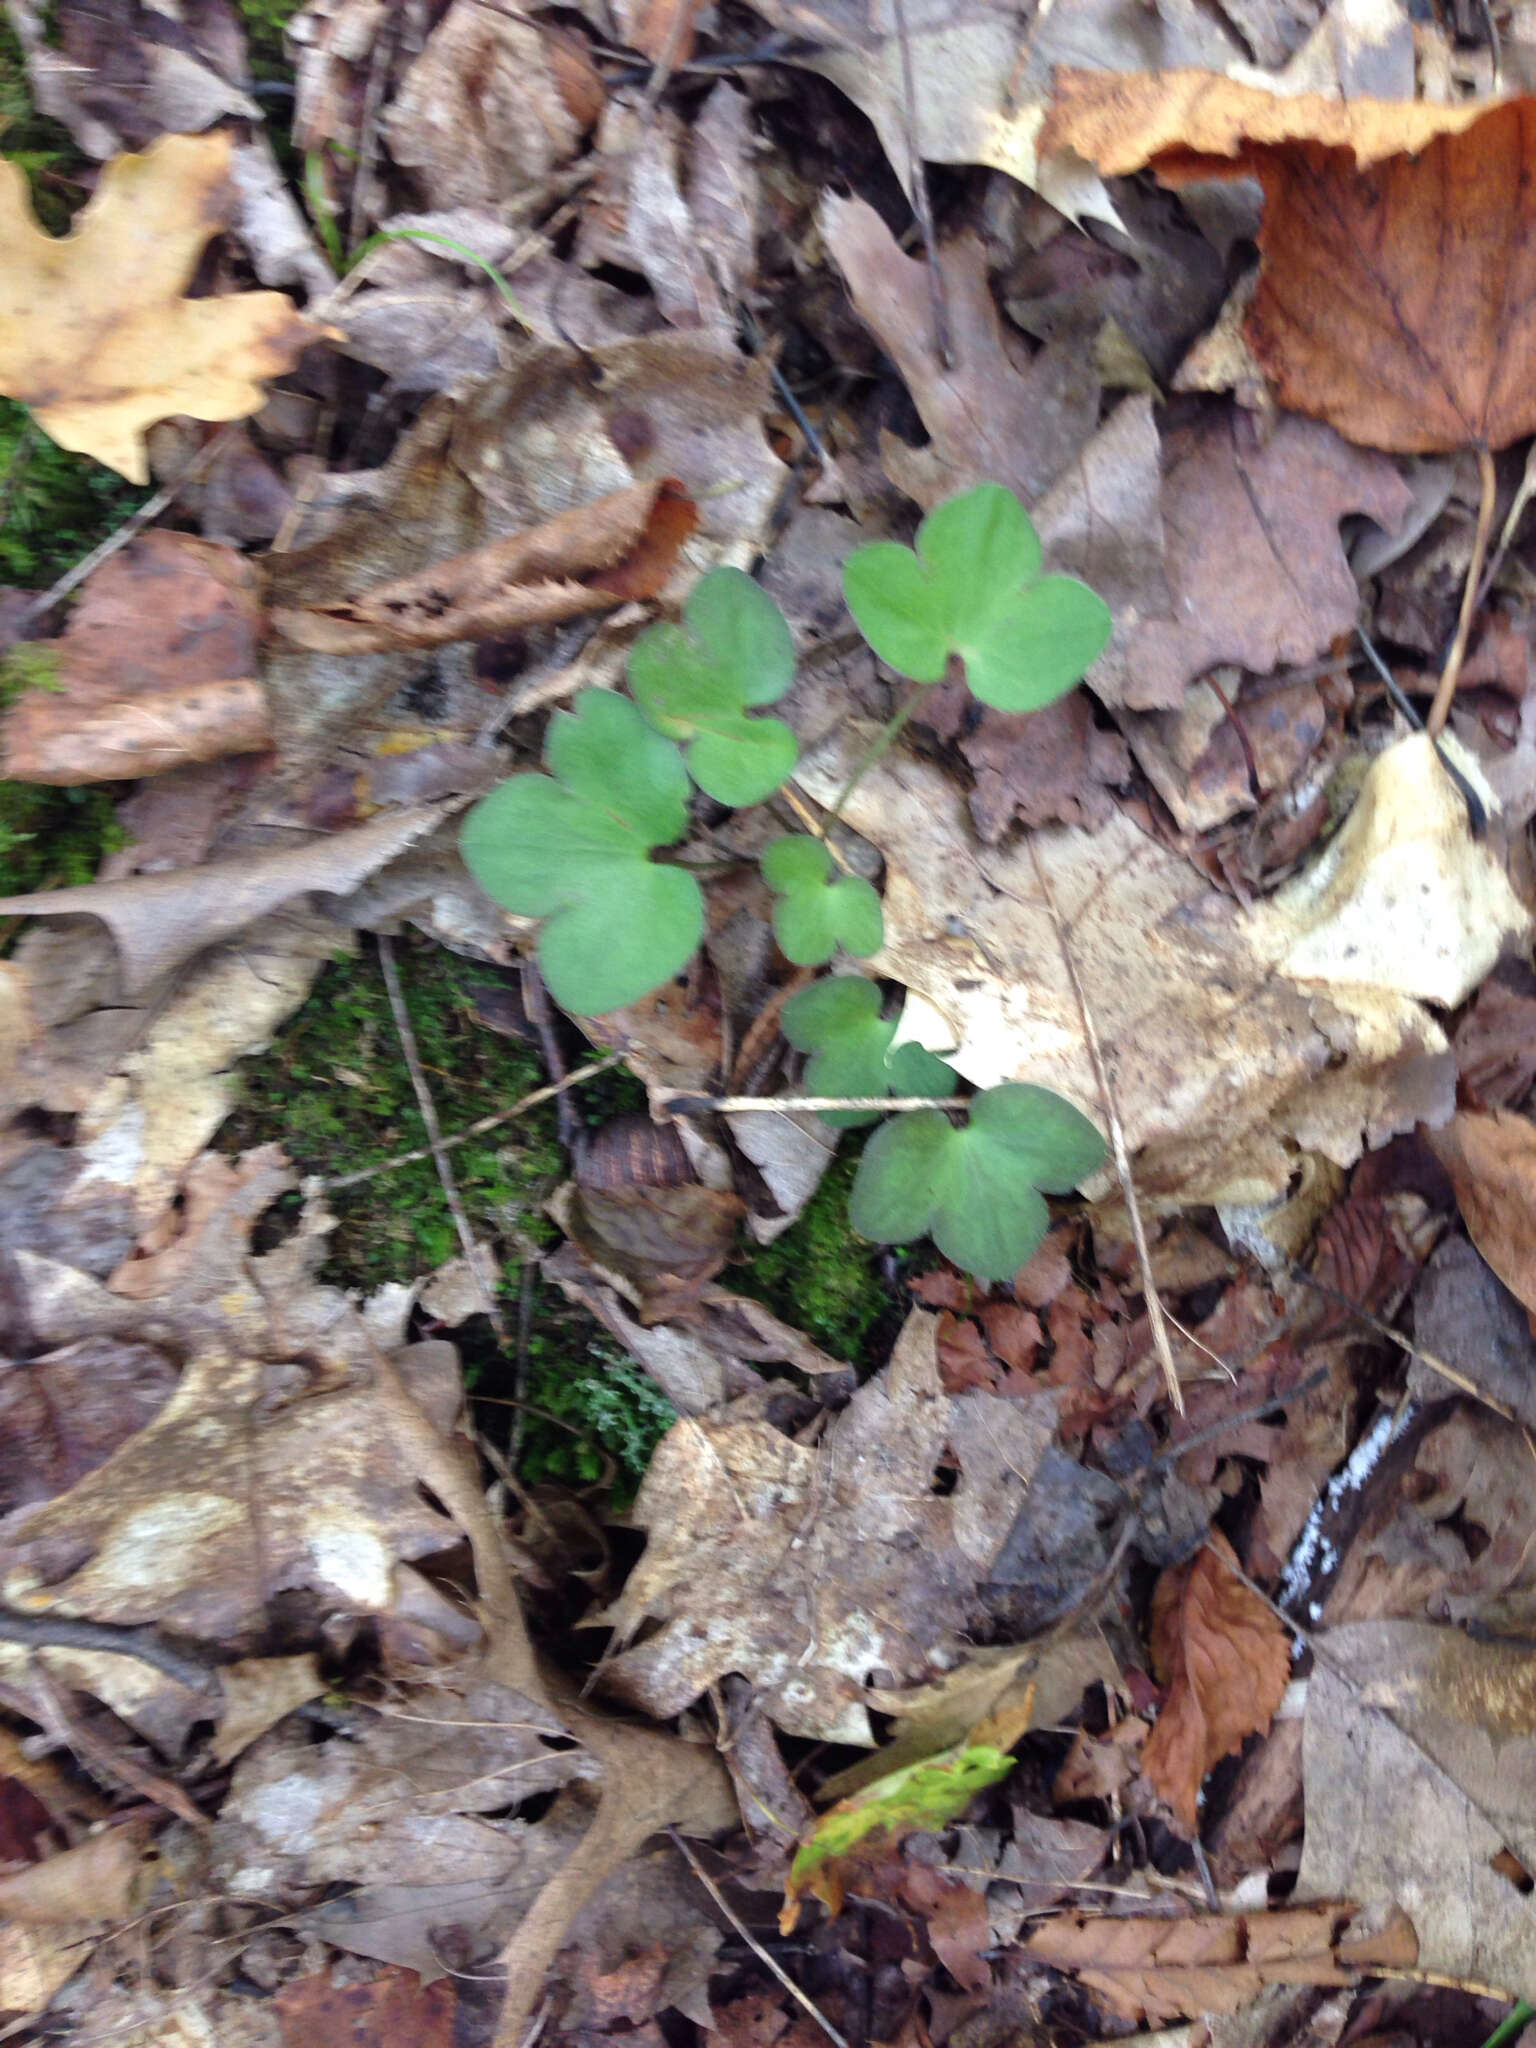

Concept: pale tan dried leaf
[[0, 1822, 152, 1925], [1426, 1109, 1536, 1319], [269, 480, 694, 653], [211, 1656, 326, 1766], [0, 133, 324, 482], [1141, 1531, 1290, 1835], [0, 804, 445, 994]]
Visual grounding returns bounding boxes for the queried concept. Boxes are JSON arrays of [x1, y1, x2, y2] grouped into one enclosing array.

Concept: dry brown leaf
[[1141, 1531, 1290, 1834], [0, 1822, 152, 1925], [271, 479, 696, 653], [1426, 1109, 1536, 1318], [1120, 407, 1410, 710], [275, 1967, 473, 2048], [1025, 1902, 1417, 2026], [1453, 968, 1536, 1109], [1298, 1621, 1536, 1989], [603, 1309, 1057, 1741], [821, 195, 1098, 510], [1045, 78, 1536, 454], [0, 132, 324, 482], [383, 2, 594, 212], [922, 683, 1131, 839], [1, 530, 269, 785], [0, 803, 444, 995]]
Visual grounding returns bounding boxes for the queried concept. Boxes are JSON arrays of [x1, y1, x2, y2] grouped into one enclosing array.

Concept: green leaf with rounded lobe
[[761, 834, 884, 965], [781, 975, 955, 1129], [628, 567, 799, 805], [843, 482, 1111, 714], [460, 689, 704, 1017], [849, 1082, 1106, 1282]]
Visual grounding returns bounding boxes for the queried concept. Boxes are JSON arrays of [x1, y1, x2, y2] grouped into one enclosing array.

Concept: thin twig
[[1475, 435, 1536, 613], [0, 1606, 217, 1693], [321, 1055, 620, 1191], [1428, 444, 1498, 735], [1025, 839, 1183, 1413], [16, 425, 241, 631], [666, 1828, 852, 2048], [377, 936, 507, 1341], [889, 0, 950, 367], [658, 1089, 960, 1115]]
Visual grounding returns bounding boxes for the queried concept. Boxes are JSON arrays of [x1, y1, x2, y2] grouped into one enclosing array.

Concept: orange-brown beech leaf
[[1427, 1108, 1536, 1318], [1024, 1903, 1418, 2026], [1, 530, 269, 784], [1041, 69, 1488, 176], [1140, 1530, 1290, 1835], [1043, 75, 1536, 454], [269, 479, 697, 653]]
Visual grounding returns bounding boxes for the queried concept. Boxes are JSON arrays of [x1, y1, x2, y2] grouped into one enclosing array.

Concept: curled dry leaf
[[1025, 1902, 1418, 2026], [1426, 1108, 1536, 1319], [0, 132, 326, 482], [1141, 1531, 1291, 1834], [1045, 76, 1536, 454], [1, 530, 269, 785], [269, 480, 698, 653]]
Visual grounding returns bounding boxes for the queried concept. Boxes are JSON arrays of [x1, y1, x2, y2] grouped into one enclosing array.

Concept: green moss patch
[[731, 1143, 899, 1362]]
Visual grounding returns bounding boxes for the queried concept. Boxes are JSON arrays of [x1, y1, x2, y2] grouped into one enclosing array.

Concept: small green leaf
[[788, 1743, 1014, 1917], [781, 976, 955, 1129], [849, 1081, 1105, 1280], [460, 689, 704, 1017], [628, 567, 799, 805], [843, 482, 1112, 713], [761, 834, 884, 965]]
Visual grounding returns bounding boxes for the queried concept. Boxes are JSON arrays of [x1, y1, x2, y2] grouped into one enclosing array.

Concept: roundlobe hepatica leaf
[[628, 566, 799, 805], [761, 834, 884, 965], [849, 1081, 1106, 1281], [842, 483, 1112, 713], [460, 688, 704, 1017], [782, 975, 956, 1129]]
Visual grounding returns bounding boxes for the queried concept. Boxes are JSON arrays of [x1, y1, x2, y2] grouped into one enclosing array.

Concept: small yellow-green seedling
[[628, 565, 799, 805], [460, 689, 704, 1017], [761, 834, 883, 965], [843, 482, 1112, 714], [781, 975, 956, 1130], [849, 1080, 1106, 1280]]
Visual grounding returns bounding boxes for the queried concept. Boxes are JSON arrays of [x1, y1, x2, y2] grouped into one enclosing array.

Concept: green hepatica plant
[[461, 480, 1113, 1281]]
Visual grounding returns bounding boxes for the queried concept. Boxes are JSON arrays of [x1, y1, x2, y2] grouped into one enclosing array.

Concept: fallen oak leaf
[[1140, 1531, 1290, 1835], [269, 479, 697, 653], [0, 132, 327, 483], [0, 804, 447, 994], [1042, 77, 1536, 456]]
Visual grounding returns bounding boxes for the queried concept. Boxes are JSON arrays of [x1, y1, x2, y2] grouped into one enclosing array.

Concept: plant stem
[[819, 676, 937, 834], [1428, 444, 1497, 736], [1479, 2002, 1533, 2048]]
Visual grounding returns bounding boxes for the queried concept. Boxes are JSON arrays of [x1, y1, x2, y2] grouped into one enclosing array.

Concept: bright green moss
[[235, 0, 305, 81], [518, 1337, 677, 1502], [732, 1143, 897, 1361]]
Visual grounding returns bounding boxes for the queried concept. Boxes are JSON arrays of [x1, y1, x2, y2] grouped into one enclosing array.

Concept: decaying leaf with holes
[[0, 131, 327, 482]]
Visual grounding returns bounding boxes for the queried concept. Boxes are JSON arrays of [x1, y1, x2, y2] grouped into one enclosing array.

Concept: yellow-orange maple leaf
[[0, 131, 325, 482]]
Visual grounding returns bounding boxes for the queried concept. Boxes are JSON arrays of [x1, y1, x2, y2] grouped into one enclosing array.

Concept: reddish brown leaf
[[901, 1864, 992, 1992], [1427, 1108, 1536, 1319], [0, 530, 269, 784], [275, 1966, 472, 2048], [935, 1312, 1002, 1394], [979, 1303, 1042, 1373], [1454, 972, 1536, 1110], [269, 479, 697, 653], [1044, 74, 1536, 455], [1140, 1531, 1290, 1835]]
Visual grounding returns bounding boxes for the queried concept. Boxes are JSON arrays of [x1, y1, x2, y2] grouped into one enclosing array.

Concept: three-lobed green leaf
[[460, 689, 704, 1017], [628, 566, 799, 805], [849, 1081, 1106, 1280], [843, 483, 1112, 713], [761, 834, 884, 965], [781, 975, 956, 1129]]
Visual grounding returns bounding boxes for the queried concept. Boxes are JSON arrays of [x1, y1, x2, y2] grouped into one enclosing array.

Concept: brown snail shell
[[575, 1112, 695, 1192]]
